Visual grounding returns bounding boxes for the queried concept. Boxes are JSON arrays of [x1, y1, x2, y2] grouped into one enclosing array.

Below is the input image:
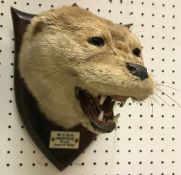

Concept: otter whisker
[[155, 87, 181, 108], [147, 97, 153, 116], [154, 93, 170, 107], [150, 95, 162, 107], [154, 82, 180, 92], [150, 98, 154, 116]]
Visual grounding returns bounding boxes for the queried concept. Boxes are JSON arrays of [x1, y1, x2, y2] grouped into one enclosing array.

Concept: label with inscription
[[49, 131, 80, 149]]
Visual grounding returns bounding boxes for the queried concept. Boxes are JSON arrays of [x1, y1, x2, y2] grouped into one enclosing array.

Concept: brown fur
[[19, 6, 154, 133]]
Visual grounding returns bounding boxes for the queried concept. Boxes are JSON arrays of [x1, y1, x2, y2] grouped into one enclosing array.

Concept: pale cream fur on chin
[[19, 5, 154, 133]]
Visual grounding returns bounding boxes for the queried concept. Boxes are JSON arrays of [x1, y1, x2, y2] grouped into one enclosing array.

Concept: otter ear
[[124, 23, 133, 29], [72, 3, 79, 7], [32, 17, 46, 35]]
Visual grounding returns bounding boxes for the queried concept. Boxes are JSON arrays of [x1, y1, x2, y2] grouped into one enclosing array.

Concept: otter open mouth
[[75, 87, 129, 133]]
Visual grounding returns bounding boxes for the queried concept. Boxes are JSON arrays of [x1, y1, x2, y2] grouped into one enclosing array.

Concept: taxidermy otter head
[[19, 5, 154, 134]]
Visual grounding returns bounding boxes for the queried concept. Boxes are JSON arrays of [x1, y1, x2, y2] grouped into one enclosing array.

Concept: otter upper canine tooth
[[115, 113, 120, 119], [98, 111, 104, 121], [113, 113, 120, 122], [120, 100, 126, 107], [100, 95, 107, 105]]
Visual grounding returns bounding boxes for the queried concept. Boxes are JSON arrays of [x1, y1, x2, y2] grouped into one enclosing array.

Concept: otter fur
[[19, 5, 154, 134]]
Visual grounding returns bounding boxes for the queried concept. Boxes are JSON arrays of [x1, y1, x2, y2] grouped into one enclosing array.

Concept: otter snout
[[126, 63, 148, 81]]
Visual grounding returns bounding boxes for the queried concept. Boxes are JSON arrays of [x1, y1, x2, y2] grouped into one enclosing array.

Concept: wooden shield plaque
[[11, 7, 96, 171]]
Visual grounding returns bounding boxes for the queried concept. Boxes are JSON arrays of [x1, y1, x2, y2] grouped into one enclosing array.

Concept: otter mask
[[11, 5, 154, 171]]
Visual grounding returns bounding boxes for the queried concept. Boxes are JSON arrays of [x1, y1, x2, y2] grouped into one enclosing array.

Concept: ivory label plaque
[[49, 131, 80, 149]]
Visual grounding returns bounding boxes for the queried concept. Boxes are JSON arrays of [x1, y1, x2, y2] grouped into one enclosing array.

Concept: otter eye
[[132, 48, 141, 57], [88, 37, 105, 47]]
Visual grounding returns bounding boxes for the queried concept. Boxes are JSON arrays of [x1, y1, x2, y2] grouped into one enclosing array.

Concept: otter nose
[[126, 63, 148, 81]]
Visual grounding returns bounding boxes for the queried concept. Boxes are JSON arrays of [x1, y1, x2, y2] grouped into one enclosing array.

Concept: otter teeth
[[113, 113, 120, 122], [100, 95, 107, 105], [114, 113, 120, 119], [120, 100, 126, 107], [98, 111, 104, 121]]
